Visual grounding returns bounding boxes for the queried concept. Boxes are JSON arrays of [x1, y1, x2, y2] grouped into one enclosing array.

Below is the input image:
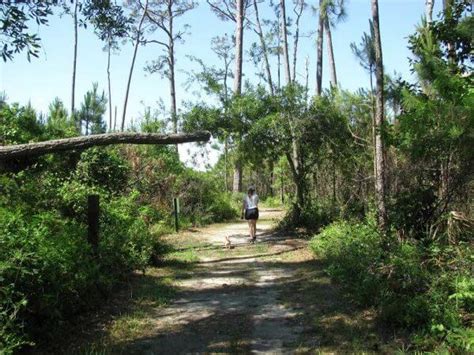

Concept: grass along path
[[62, 208, 399, 353]]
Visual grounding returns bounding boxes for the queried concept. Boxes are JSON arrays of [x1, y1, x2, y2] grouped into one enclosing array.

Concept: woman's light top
[[244, 194, 259, 209]]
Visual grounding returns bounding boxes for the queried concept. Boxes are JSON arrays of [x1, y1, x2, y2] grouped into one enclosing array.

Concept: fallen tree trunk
[[0, 131, 211, 160]]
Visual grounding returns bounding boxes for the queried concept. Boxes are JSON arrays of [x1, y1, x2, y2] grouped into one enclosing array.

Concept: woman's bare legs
[[247, 220, 257, 242]]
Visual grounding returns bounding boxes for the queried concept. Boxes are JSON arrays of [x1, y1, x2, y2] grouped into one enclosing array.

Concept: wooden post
[[88, 194, 99, 251], [173, 198, 179, 232]]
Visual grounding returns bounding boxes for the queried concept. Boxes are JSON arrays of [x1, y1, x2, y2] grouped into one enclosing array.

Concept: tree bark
[[233, 159, 242, 193], [232, 0, 244, 193], [122, 0, 148, 131], [107, 38, 113, 132], [233, 0, 244, 95], [371, 0, 388, 233], [315, 0, 324, 96], [443, 0, 456, 63], [72, 0, 78, 126], [324, 17, 337, 88], [426, 0, 434, 23], [280, 0, 291, 85], [168, 1, 179, 155], [0, 131, 211, 160], [253, 0, 274, 95], [291, 0, 304, 83]]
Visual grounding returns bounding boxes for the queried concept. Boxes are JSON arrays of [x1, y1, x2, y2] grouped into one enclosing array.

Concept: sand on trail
[[117, 208, 309, 354]]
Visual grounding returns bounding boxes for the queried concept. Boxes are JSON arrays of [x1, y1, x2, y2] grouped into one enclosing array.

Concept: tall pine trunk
[[233, 0, 244, 95], [315, 0, 324, 96], [291, 0, 304, 83], [72, 0, 78, 129], [168, 1, 179, 155], [107, 39, 113, 132], [122, 0, 148, 131], [426, 0, 434, 23], [324, 17, 337, 88], [371, 0, 388, 233], [232, 0, 244, 193], [253, 0, 274, 95], [280, 0, 291, 85]]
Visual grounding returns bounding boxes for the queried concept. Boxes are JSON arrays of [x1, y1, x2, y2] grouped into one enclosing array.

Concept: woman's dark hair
[[247, 186, 255, 194]]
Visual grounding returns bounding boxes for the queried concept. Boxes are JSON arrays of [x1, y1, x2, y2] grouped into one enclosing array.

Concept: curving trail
[[64, 208, 396, 354], [119, 208, 307, 354]]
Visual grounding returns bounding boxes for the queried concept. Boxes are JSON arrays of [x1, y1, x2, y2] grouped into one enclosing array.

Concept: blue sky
[[0, 0, 443, 166]]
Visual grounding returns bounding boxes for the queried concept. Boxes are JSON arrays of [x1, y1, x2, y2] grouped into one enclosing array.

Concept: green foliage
[[0, 102, 44, 144], [310, 218, 473, 351], [177, 170, 238, 226]]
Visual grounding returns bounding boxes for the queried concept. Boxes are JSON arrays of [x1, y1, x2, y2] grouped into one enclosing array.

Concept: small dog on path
[[224, 236, 232, 249]]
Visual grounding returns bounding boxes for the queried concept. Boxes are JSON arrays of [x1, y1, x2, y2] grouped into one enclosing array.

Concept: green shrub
[[0, 189, 158, 352], [310, 218, 473, 351], [281, 201, 335, 231]]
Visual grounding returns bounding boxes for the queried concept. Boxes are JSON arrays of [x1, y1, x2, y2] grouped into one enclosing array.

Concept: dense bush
[[177, 171, 238, 226], [0, 189, 156, 353], [310, 218, 473, 351]]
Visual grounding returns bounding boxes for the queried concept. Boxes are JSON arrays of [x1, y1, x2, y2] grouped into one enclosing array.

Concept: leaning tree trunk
[[0, 132, 211, 160], [71, 0, 78, 128], [122, 0, 148, 132], [232, 0, 245, 193], [315, 0, 324, 96], [371, 0, 388, 233], [253, 0, 274, 95], [280, 0, 291, 85], [324, 17, 337, 88]]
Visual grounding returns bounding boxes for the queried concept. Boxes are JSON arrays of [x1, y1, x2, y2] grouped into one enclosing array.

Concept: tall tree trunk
[[113, 105, 117, 131], [71, 0, 78, 128], [426, 0, 434, 23], [253, 0, 274, 95], [233, 159, 242, 193], [370, 68, 377, 183], [324, 17, 337, 88], [224, 136, 228, 190], [304, 56, 309, 102], [371, 0, 388, 233], [280, 0, 291, 85], [277, 21, 281, 90], [122, 0, 148, 131], [107, 39, 113, 132], [232, 0, 244, 193], [443, 0, 456, 63], [168, 1, 179, 155], [269, 159, 274, 197], [291, 0, 304, 83], [315, 0, 324, 96], [233, 0, 244, 95]]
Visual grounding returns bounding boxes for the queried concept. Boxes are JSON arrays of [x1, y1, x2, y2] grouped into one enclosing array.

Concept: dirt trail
[[72, 208, 395, 354], [115, 208, 310, 354]]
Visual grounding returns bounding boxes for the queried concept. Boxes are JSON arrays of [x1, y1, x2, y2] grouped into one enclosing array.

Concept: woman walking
[[242, 186, 259, 243]]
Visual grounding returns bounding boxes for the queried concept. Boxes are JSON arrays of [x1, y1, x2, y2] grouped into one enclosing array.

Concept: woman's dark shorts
[[245, 207, 259, 220]]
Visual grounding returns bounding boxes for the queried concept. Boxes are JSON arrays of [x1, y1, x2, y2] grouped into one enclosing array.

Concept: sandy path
[[116, 208, 308, 354]]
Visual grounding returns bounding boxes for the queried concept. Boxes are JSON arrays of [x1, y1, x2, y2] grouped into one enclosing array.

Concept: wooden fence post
[[88, 194, 100, 251], [173, 198, 179, 232]]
